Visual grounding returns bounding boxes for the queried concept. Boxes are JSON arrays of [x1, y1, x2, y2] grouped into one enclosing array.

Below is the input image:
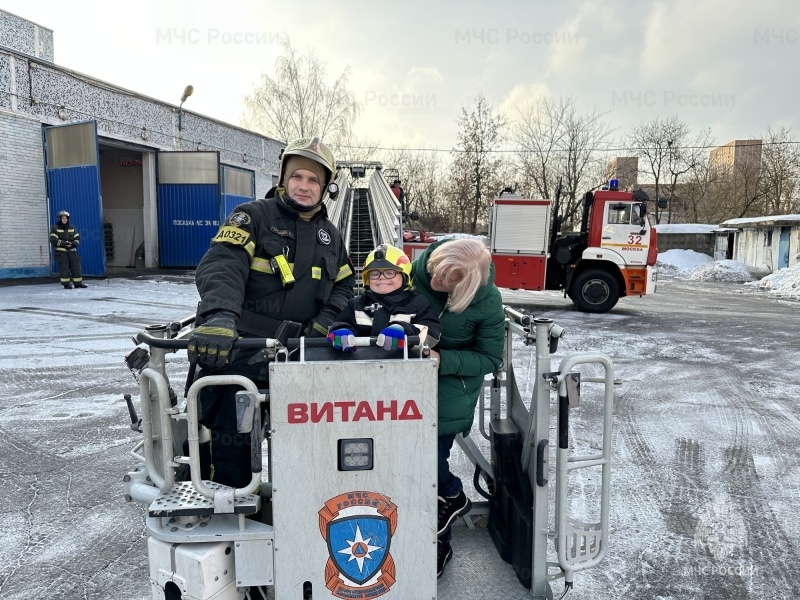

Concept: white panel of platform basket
[[268, 358, 439, 599], [148, 538, 236, 599], [234, 538, 275, 586]]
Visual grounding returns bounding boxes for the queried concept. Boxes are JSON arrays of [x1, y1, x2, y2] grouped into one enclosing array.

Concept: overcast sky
[[3, 0, 799, 154]]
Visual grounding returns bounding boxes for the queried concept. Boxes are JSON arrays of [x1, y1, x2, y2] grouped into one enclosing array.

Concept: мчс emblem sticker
[[226, 212, 251, 227], [318, 229, 331, 245], [318, 491, 397, 599]]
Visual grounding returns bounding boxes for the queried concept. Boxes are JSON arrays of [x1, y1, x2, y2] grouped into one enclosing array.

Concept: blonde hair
[[427, 238, 491, 313]]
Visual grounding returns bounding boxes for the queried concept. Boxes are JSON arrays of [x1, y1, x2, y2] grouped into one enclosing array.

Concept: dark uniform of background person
[[49, 210, 88, 289], [390, 179, 405, 212], [187, 137, 355, 488]]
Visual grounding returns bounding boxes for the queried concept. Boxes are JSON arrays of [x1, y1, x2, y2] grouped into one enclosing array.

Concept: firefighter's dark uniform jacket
[[49, 220, 83, 283], [193, 192, 354, 488], [49, 222, 81, 252], [196, 193, 354, 338], [330, 287, 442, 347]]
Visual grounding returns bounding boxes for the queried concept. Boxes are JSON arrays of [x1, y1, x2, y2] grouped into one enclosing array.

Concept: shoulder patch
[[318, 229, 331, 245], [226, 212, 251, 227], [212, 226, 249, 246]]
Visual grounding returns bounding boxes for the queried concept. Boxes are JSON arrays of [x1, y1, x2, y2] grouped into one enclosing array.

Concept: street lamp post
[[178, 85, 194, 132]]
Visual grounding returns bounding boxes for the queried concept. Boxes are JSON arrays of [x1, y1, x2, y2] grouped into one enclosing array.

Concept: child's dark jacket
[[330, 288, 442, 347]]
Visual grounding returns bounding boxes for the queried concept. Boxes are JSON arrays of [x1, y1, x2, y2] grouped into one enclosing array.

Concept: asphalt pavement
[[0, 273, 798, 599]]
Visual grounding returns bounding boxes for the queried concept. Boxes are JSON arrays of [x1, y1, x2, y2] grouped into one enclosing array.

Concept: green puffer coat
[[412, 239, 506, 435]]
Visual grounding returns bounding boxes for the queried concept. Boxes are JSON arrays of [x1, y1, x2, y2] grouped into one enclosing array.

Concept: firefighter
[[390, 179, 405, 211], [49, 211, 88, 289], [327, 244, 442, 352], [187, 136, 355, 489]]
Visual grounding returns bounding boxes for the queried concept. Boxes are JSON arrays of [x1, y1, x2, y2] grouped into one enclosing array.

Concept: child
[[328, 244, 442, 352]]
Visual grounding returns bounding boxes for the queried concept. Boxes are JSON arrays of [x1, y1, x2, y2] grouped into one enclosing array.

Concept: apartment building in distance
[[606, 156, 639, 190], [709, 139, 763, 177]]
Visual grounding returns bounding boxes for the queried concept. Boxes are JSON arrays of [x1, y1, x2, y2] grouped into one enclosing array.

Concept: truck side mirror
[[657, 198, 668, 209]]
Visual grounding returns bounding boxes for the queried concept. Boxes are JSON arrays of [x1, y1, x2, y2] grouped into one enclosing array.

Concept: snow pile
[[746, 263, 800, 300], [658, 249, 753, 282], [689, 259, 755, 282], [657, 249, 713, 275], [657, 249, 799, 298]]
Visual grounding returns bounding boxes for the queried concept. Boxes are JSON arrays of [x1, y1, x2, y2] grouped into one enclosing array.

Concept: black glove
[[187, 311, 238, 369], [306, 319, 329, 338]]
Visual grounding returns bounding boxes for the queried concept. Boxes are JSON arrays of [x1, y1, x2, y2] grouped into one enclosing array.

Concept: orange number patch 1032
[[212, 226, 249, 245]]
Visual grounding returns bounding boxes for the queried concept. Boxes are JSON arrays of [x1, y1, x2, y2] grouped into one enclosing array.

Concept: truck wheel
[[571, 270, 619, 313]]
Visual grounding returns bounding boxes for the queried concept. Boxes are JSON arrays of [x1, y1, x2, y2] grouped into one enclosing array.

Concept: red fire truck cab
[[404, 182, 660, 313]]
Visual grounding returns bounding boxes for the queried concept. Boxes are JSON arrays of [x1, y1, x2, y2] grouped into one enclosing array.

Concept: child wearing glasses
[[327, 244, 442, 352]]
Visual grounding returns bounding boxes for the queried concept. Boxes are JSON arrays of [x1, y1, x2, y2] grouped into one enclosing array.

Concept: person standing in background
[[390, 179, 405, 211], [49, 210, 87, 289]]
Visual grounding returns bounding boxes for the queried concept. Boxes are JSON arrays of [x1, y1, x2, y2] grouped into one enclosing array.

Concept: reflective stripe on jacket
[[196, 195, 354, 337], [49, 224, 80, 252]]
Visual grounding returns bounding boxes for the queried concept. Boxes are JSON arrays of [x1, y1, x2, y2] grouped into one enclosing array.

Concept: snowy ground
[[0, 262, 799, 600], [500, 263, 800, 600], [658, 249, 800, 299]]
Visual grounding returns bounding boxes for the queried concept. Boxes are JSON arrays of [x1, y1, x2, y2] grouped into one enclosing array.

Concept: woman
[[411, 237, 505, 578]]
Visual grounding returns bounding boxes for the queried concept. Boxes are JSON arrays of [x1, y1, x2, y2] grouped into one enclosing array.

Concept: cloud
[[639, 0, 790, 81], [498, 82, 552, 117], [5, 0, 799, 152], [405, 66, 445, 90]]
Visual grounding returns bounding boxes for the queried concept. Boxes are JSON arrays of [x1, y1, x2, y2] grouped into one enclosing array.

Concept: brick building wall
[[1, 8, 286, 278], [0, 110, 49, 276]]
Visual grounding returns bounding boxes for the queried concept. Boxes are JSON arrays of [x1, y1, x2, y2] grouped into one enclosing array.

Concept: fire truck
[[404, 180, 663, 313]]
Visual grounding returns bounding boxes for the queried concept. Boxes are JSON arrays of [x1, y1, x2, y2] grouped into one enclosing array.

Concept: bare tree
[[760, 127, 800, 214], [721, 160, 764, 219], [627, 116, 693, 223], [406, 152, 451, 231], [242, 35, 361, 143], [329, 130, 380, 163], [449, 94, 508, 234], [512, 97, 613, 229], [512, 98, 567, 200], [682, 156, 722, 223], [379, 147, 451, 231], [662, 128, 715, 223], [559, 104, 614, 228]]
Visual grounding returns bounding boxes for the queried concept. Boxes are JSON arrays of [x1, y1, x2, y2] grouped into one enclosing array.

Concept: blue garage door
[[44, 121, 106, 277], [778, 228, 790, 269], [157, 152, 220, 267], [221, 165, 256, 221]]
